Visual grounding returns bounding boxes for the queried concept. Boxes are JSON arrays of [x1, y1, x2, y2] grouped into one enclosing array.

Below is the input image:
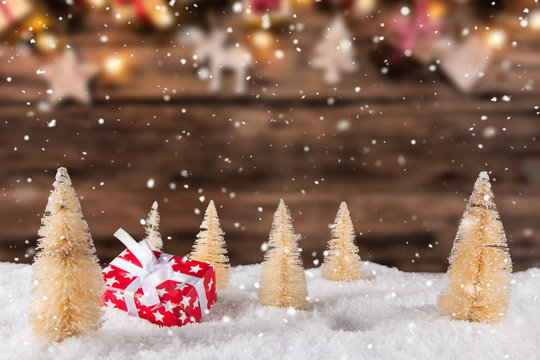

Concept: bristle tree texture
[[259, 199, 308, 309], [190, 200, 230, 290], [30, 167, 104, 342], [438, 171, 512, 324], [143, 201, 163, 251], [321, 201, 362, 282]]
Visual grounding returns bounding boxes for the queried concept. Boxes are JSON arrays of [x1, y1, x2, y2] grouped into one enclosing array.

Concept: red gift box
[[102, 228, 217, 327]]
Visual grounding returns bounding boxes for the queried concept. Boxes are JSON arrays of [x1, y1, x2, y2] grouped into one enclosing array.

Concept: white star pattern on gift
[[105, 276, 119, 286], [190, 264, 202, 273], [113, 291, 124, 301], [157, 288, 168, 298], [178, 311, 187, 323], [104, 299, 116, 308], [124, 273, 137, 279], [102, 266, 113, 274], [180, 296, 191, 308], [175, 283, 188, 291], [207, 278, 214, 291], [153, 310, 165, 323], [163, 300, 175, 312], [139, 295, 147, 306]]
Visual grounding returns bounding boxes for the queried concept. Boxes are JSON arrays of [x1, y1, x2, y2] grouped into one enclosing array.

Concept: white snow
[[2, 261, 540, 359], [479, 171, 489, 180]]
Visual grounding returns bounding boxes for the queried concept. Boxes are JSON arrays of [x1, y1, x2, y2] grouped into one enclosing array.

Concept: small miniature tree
[[259, 199, 308, 309], [30, 167, 104, 342], [143, 201, 163, 251], [190, 200, 230, 290], [321, 201, 362, 282], [438, 171, 512, 323]]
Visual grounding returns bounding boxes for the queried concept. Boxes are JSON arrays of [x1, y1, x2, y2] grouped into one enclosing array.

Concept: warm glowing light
[[294, 0, 313, 7], [427, 0, 449, 20], [486, 29, 507, 49], [252, 31, 274, 49], [530, 9, 540, 30], [104, 56, 125, 76], [34, 32, 59, 53], [149, 6, 174, 29], [90, 0, 107, 8], [355, 0, 375, 16]]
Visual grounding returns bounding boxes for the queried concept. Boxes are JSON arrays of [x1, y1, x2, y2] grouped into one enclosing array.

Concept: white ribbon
[[110, 228, 208, 319]]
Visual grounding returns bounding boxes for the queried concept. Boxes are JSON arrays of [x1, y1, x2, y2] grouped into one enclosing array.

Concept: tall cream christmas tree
[[321, 201, 362, 282], [438, 171, 512, 324], [30, 167, 104, 342], [143, 201, 163, 251], [259, 199, 308, 309], [190, 200, 230, 290]]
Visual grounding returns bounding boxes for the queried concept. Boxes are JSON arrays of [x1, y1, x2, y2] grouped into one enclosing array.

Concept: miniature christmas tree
[[30, 168, 104, 342], [190, 200, 230, 290], [143, 201, 163, 251], [311, 16, 357, 85], [437, 171, 512, 324], [259, 199, 308, 309], [321, 201, 362, 282]]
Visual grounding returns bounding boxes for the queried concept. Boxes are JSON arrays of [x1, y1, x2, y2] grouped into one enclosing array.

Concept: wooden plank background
[[1, 5, 539, 272]]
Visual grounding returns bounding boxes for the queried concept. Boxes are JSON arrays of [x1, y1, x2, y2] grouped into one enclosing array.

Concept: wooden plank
[[1, 102, 540, 271]]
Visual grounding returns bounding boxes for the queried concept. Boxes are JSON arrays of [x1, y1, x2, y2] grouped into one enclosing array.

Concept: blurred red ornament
[[251, 0, 283, 13], [244, 0, 290, 28], [389, 0, 441, 64], [112, 0, 174, 29]]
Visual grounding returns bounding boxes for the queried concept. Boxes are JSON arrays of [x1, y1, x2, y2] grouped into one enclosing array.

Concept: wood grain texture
[[0, 7, 539, 272]]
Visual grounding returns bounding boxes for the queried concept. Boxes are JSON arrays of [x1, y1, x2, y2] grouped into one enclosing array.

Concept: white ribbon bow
[[110, 228, 208, 320]]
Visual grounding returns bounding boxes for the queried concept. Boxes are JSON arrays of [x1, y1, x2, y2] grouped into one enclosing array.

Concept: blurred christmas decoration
[[101, 53, 132, 84], [311, 16, 357, 85], [33, 31, 62, 53], [251, 30, 274, 50], [485, 28, 507, 50], [438, 172, 512, 324], [529, 9, 540, 30], [0, 1, 63, 53], [387, 0, 442, 64], [353, 0, 376, 16], [426, 0, 451, 19], [292, 0, 313, 7], [244, 0, 291, 28], [0, 0, 32, 35], [112, 0, 174, 29], [81, 0, 108, 8], [250, 29, 279, 61], [41, 49, 98, 104], [179, 28, 253, 94], [435, 34, 491, 93]]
